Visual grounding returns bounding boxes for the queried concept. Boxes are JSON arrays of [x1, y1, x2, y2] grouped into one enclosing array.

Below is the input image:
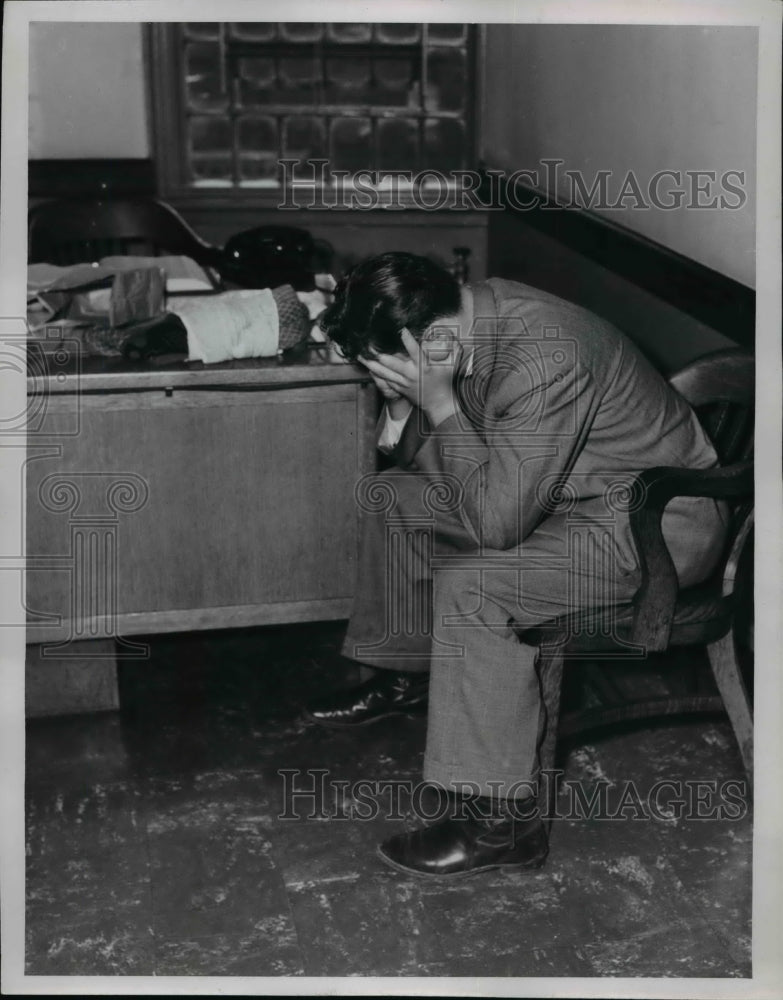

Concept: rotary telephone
[[217, 225, 333, 292]]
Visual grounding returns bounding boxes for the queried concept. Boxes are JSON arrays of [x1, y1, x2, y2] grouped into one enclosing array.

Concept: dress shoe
[[303, 670, 429, 728], [377, 810, 548, 879]]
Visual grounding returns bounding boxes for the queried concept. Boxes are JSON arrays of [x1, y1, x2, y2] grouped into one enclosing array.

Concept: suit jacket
[[385, 278, 724, 564]]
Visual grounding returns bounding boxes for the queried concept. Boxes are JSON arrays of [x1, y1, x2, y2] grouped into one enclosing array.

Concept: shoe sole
[[302, 704, 427, 729], [375, 844, 548, 880]]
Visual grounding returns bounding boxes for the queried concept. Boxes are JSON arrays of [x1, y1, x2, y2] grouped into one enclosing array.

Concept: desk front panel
[[26, 380, 376, 641]]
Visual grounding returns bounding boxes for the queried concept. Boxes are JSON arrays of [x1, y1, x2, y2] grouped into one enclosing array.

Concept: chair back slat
[[697, 403, 754, 466]]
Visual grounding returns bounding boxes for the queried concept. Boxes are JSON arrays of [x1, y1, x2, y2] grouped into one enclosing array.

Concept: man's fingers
[[372, 375, 403, 400], [363, 357, 408, 387], [401, 328, 421, 362], [372, 351, 415, 377]]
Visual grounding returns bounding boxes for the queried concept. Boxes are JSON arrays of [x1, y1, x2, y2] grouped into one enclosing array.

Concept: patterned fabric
[[272, 284, 311, 350]]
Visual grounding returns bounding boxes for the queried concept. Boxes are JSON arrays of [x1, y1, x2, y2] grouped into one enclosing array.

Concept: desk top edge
[[27, 348, 371, 393]]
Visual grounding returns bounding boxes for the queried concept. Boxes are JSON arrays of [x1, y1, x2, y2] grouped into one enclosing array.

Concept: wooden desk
[[25, 345, 377, 715]]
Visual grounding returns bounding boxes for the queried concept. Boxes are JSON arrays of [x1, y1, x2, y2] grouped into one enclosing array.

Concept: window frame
[[145, 21, 482, 206]]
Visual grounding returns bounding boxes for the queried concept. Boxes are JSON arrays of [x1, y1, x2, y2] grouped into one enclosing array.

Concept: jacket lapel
[[395, 402, 432, 468]]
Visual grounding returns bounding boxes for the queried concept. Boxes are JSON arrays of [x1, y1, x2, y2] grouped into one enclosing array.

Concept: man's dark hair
[[319, 252, 461, 362]]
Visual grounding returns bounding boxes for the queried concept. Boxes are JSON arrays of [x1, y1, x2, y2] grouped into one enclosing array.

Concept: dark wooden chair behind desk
[[516, 347, 755, 815], [28, 196, 221, 268]]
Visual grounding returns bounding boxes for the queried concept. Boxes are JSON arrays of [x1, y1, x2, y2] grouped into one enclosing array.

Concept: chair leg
[[534, 641, 566, 827], [706, 630, 754, 784]]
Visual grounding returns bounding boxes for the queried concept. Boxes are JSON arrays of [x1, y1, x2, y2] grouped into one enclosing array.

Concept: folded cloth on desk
[[168, 284, 310, 364], [27, 263, 165, 329], [27, 269, 310, 362]]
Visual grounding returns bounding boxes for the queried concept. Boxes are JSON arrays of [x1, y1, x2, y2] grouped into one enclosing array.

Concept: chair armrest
[[628, 462, 753, 651]]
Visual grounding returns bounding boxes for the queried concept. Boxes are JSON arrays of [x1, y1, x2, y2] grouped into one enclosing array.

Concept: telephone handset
[[218, 225, 332, 292]]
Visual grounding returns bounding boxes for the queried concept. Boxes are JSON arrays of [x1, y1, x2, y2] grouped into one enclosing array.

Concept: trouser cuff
[[340, 636, 431, 673], [423, 757, 539, 802]]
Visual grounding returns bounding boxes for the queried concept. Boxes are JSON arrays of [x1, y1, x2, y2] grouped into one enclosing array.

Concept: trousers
[[342, 469, 727, 799]]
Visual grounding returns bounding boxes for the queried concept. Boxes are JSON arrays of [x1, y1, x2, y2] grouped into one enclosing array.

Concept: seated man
[[304, 252, 728, 879]]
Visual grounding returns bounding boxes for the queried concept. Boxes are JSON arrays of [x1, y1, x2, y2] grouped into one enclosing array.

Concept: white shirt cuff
[[377, 403, 412, 453]]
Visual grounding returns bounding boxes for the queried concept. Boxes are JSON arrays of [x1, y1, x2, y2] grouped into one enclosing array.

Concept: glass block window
[[172, 22, 474, 189]]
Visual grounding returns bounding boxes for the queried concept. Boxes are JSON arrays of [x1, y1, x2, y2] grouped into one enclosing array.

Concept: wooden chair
[[28, 197, 222, 269], [516, 347, 754, 815]]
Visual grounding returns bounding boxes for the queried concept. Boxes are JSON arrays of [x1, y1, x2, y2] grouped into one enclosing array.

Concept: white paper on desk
[[168, 289, 280, 364]]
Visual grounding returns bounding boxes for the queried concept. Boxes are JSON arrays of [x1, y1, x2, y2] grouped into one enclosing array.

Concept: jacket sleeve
[[407, 360, 600, 550]]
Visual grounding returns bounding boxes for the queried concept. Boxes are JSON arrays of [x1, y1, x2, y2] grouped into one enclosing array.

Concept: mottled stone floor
[[25, 622, 752, 978]]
